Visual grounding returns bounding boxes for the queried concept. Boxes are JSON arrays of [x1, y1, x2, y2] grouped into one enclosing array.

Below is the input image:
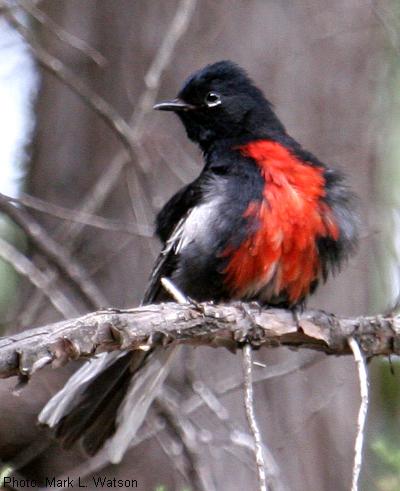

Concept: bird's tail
[[39, 347, 177, 463]]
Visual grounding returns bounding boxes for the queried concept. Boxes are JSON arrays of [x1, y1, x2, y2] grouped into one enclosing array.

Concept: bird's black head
[[154, 60, 285, 152]]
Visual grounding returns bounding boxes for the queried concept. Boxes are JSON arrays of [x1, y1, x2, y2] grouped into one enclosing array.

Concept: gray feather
[[105, 346, 178, 463], [39, 351, 127, 427]]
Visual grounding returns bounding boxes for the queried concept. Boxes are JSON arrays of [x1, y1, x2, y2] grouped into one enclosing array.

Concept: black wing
[[142, 177, 203, 304]]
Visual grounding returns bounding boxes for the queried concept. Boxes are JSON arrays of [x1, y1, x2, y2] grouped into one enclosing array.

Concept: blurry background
[[0, 1, 399, 490]]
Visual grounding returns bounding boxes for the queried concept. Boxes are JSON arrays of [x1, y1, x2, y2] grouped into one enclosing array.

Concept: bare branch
[[348, 336, 369, 491], [0, 193, 108, 310], [2, 7, 135, 158], [129, 0, 198, 142], [15, 193, 153, 237], [155, 395, 212, 491], [182, 353, 322, 417], [62, 0, 198, 243], [1, 0, 198, 249], [17, 0, 107, 66], [181, 349, 285, 491], [0, 302, 396, 381], [0, 237, 78, 318], [242, 344, 268, 491]]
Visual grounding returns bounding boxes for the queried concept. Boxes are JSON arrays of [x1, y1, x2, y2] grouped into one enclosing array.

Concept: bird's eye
[[205, 92, 221, 107]]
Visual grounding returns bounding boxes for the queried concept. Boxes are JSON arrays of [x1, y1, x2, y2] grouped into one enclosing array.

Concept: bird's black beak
[[153, 98, 195, 112]]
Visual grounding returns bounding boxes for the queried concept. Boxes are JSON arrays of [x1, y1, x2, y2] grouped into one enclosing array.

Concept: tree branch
[[242, 344, 268, 491], [0, 237, 78, 319], [2, 5, 136, 159], [0, 303, 397, 381], [17, 0, 107, 67], [58, 0, 198, 244], [348, 336, 369, 491], [0, 192, 108, 310], [16, 193, 153, 237]]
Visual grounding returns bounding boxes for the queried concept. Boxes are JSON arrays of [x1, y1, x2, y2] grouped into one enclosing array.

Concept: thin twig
[[348, 336, 369, 491], [76, 355, 300, 491], [2, 7, 135, 159], [56, 155, 128, 245], [86, 236, 135, 276], [182, 348, 285, 491], [124, 166, 158, 256], [0, 237, 78, 318], [17, 0, 107, 66], [189, 379, 229, 421], [153, 423, 191, 484], [28, 0, 196, 334], [242, 344, 268, 491], [229, 430, 285, 491], [183, 353, 322, 416], [0, 193, 108, 310], [59, 0, 198, 243], [14, 193, 153, 237], [16, 277, 56, 329], [129, 0, 198, 141], [155, 396, 212, 491]]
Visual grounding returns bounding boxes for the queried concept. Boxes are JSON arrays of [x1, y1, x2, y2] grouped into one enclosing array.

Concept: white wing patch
[[143, 176, 226, 302], [176, 197, 223, 253]]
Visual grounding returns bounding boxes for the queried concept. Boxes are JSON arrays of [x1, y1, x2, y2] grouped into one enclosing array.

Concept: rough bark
[[0, 302, 396, 380]]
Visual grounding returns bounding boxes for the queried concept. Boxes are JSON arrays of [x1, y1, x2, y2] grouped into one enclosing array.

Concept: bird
[[39, 60, 358, 463]]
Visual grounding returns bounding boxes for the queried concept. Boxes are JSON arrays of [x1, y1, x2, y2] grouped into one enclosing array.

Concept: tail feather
[[39, 351, 128, 427], [54, 352, 142, 449], [39, 347, 178, 462], [79, 368, 134, 456], [106, 346, 178, 463]]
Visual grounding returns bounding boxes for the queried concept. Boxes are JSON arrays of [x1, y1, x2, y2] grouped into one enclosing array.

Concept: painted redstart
[[39, 61, 358, 462]]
